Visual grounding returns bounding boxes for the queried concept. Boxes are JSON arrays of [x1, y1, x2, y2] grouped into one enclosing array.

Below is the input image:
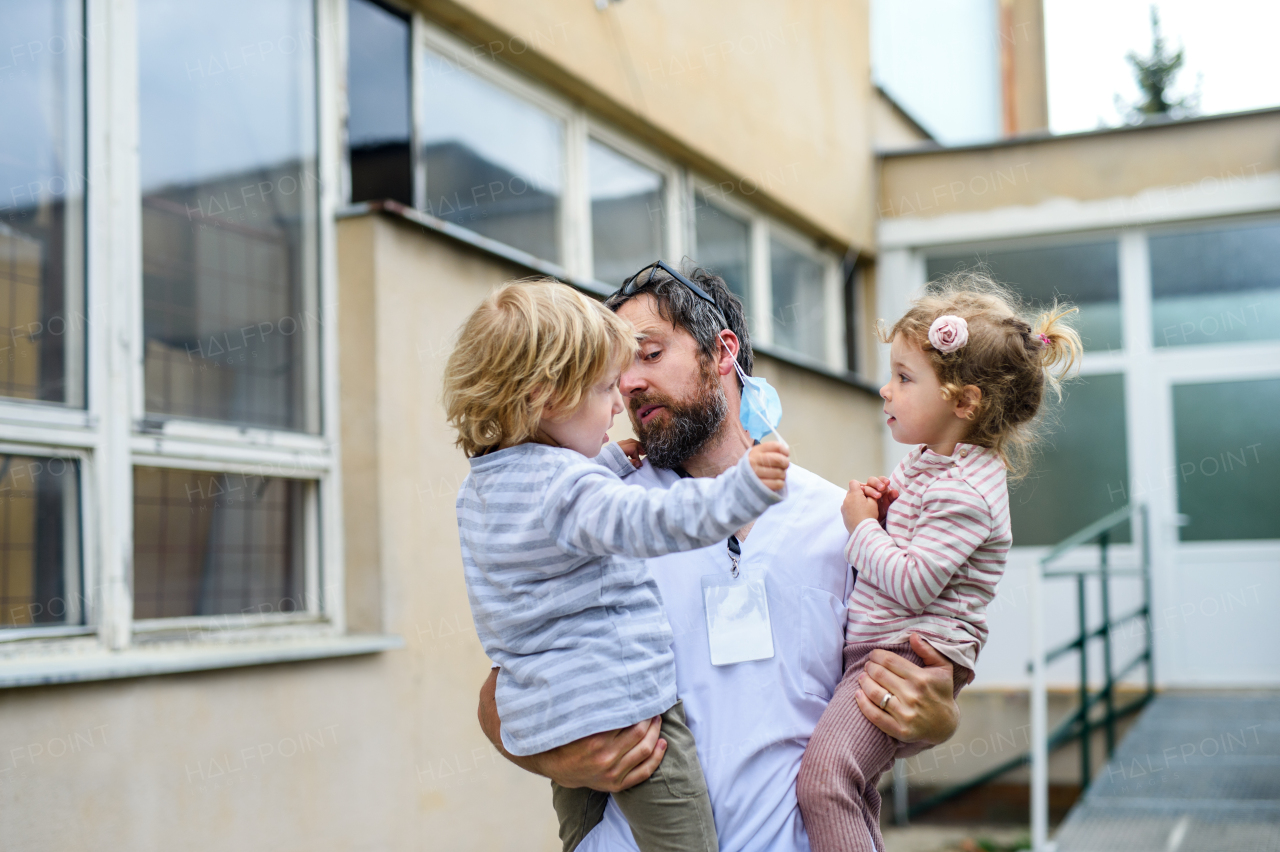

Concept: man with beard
[[478, 262, 961, 852]]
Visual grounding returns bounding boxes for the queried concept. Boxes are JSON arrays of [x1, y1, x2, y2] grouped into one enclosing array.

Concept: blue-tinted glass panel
[[1009, 373, 1131, 546], [0, 454, 81, 628], [928, 241, 1121, 351], [1172, 378, 1280, 541], [695, 199, 751, 323], [133, 467, 305, 619], [589, 140, 663, 287], [420, 47, 562, 263], [348, 0, 412, 205], [1151, 219, 1280, 348], [139, 0, 320, 432], [770, 239, 826, 363], [0, 0, 85, 406]]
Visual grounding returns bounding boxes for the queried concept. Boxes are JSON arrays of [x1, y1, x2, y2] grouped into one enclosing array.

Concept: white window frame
[[412, 17, 851, 375], [762, 220, 845, 370], [0, 0, 359, 669], [582, 121, 685, 283]]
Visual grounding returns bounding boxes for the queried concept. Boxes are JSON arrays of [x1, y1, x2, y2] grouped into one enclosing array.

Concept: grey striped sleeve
[[541, 449, 782, 560]]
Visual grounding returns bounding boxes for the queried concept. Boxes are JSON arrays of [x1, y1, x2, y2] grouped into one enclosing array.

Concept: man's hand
[[860, 476, 899, 525], [749, 441, 790, 492], [478, 668, 666, 791], [854, 634, 960, 749], [616, 438, 645, 469], [841, 480, 879, 532]]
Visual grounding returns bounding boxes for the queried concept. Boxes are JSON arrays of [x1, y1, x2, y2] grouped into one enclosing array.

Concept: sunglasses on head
[[614, 260, 727, 326]]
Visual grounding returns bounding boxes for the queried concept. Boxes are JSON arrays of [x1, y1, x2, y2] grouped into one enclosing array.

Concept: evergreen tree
[[1117, 6, 1199, 123]]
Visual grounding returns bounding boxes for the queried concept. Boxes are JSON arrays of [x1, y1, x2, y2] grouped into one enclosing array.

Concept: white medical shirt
[[576, 461, 852, 852]]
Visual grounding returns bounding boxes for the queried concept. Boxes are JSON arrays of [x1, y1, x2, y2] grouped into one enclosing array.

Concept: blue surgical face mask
[[720, 335, 785, 445]]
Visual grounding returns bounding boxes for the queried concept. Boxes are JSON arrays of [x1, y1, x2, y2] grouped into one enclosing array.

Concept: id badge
[[701, 573, 775, 666]]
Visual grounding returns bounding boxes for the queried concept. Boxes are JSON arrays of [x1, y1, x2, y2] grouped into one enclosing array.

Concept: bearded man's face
[[615, 294, 729, 470], [628, 355, 727, 469]]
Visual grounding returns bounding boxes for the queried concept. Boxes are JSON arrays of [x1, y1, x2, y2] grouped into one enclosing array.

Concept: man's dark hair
[[604, 262, 753, 382]]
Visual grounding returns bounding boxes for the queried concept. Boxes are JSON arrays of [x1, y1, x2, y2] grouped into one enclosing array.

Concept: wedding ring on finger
[[880, 692, 894, 710]]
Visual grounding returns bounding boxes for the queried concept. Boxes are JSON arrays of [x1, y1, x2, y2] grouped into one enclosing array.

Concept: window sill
[[0, 632, 403, 689]]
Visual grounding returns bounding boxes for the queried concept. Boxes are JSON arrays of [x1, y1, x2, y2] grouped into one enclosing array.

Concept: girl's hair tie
[[1039, 333, 1052, 347], [928, 315, 968, 353]]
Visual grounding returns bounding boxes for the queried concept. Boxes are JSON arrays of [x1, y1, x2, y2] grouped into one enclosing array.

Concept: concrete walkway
[[1052, 691, 1280, 852]]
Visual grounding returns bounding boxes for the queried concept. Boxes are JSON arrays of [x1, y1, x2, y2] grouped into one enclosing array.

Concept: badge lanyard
[[677, 466, 776, 666]]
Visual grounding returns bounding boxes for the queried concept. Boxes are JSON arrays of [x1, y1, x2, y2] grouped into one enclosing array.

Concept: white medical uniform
[[576, 461, 853, 852]]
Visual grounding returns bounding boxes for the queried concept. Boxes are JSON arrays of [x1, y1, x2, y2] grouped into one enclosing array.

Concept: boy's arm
[[544, 446, 784, 560], [845, 479, 991, 614], [593, 441, 640, 479]]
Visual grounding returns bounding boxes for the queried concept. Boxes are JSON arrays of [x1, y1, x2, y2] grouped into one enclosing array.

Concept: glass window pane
[[1151, 219, 1280, 348], [1009, 373, 1131, 545], [347, 0, 412, 205], [1172, 378, 1280, 541], [420, 47, 562, 263], [927, 241, 1121, 351], [0, 1, 86, 406], [694, 199, 751, 321], [770, 239, 826, 362], [139, 0, 320, 433], [0, 455, 81, 628], [133, 467, 306, 619], [588, 140, 664, 287]]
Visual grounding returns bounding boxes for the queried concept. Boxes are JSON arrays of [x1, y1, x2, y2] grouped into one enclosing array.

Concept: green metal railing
[[892, 503, 1155, 829]]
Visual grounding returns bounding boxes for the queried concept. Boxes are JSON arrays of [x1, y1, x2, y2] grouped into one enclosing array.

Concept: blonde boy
[[445, 280, 789, 852]]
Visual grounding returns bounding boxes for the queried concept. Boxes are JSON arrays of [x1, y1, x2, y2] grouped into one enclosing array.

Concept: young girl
[[445, 279, 789, 852], [796, 274, 1081, 852]]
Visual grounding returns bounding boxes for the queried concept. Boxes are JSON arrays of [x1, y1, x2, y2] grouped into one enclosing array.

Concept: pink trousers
[[796, 641, 968, 852]]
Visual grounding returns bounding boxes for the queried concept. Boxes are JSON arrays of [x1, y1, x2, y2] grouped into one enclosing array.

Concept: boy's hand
[[749, 441, 790, 492], [861, 475, 899, 525], [616, 438, 645, 469], [842, 480, 879, 532]]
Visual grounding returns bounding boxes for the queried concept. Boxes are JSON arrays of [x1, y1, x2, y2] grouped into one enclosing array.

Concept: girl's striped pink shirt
[[843, 442, 1011, 675]]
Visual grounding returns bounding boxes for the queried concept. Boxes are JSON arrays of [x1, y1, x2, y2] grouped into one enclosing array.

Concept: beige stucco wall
[[0, 213, 882, 851], [879, 109, 1280, 220], [416, 0, 877, 252]]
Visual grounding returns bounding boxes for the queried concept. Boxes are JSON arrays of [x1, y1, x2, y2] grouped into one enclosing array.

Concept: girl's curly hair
[[882, 272, 1082, 478]]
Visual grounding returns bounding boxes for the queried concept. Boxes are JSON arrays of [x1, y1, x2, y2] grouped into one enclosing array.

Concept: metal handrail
[[1029, 503, 1154, 851], [893, 504, 1154, 839]]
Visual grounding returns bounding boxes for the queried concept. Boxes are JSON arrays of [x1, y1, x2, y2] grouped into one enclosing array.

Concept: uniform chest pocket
[[799, 586, 846, 700]]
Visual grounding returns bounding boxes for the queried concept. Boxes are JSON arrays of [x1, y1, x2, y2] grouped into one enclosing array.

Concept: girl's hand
[[861, 476, 899, 525], [616, 439, 645, 469], [842, 480, 879, 532], [749, 441, 790, 492]]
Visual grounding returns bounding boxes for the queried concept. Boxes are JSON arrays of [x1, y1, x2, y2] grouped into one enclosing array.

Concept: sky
[[1045, 0, 1280, 134]]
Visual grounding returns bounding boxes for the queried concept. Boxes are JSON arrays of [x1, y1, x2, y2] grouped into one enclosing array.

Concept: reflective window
[[589, 140, 664, 287], [1009, 374, 1131, 545], [770, 239, 827, 362], [694, 199, 751, 322], [0, 1, 86, 406], [133, 467, 306, 620], [1172, 378, 1280, 541], [927, 241, 1121, 351], [348, 0, 412, 205], [420, 47, 563, 263], [0, 455, 81, 628], [1151, 219, 1280, 348], [139, 0, 321, 433]]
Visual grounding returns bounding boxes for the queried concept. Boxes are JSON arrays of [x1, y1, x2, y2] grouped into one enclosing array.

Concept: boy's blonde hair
[[882, 272, 1083, 478], [443, 279, 639, 457]]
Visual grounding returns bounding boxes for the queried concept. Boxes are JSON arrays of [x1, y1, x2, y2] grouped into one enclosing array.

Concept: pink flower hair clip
[[928, 315, 968, 353], [1039, 333, 1052, 347]]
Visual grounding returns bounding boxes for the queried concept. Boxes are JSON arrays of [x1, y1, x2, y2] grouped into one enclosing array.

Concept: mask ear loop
[[718, 332, 786, 447]]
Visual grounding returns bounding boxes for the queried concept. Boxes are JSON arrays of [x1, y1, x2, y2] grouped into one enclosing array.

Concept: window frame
[[0, 0, 348, 656]]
